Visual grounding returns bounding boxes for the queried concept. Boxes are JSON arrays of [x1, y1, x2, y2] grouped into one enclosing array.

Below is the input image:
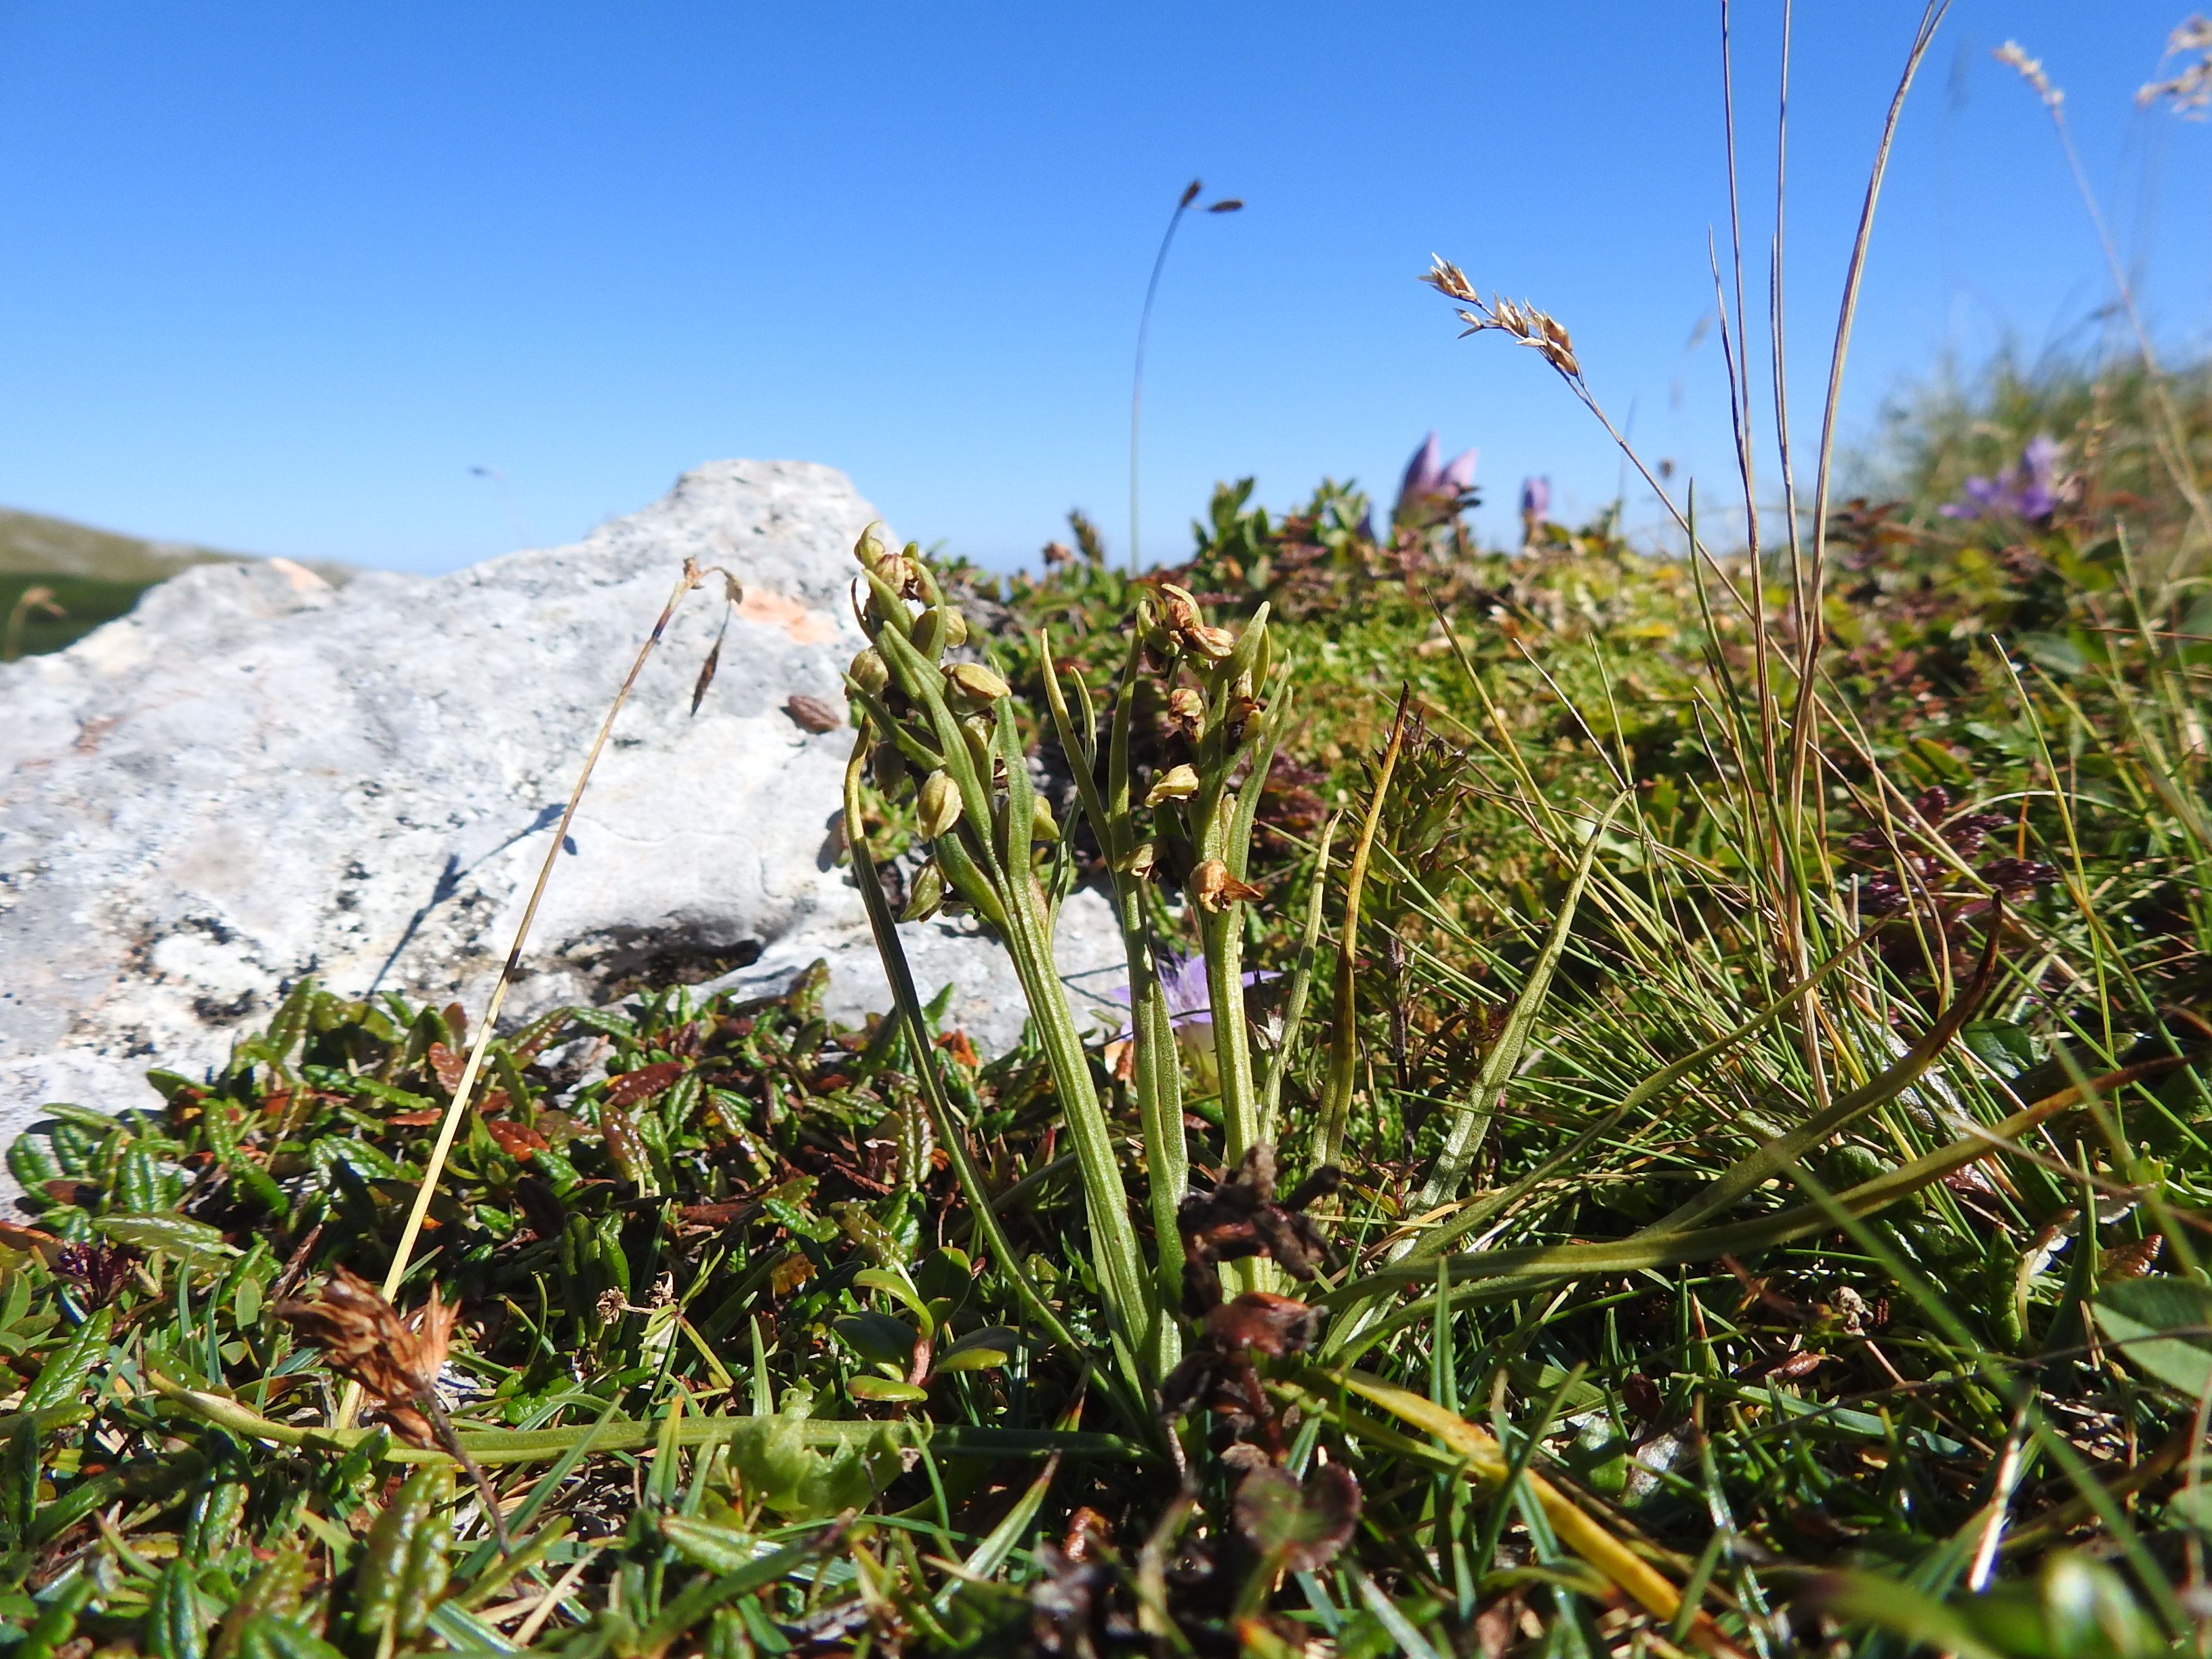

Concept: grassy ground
[[1, 360, 2209, 1658]]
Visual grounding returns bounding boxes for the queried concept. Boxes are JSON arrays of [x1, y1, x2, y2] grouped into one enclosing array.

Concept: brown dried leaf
[[2102, 1235, 2165, 1279], [1206, 1292, 1319, 1357], [485, 1119, 548, 1159], [1061, 1507, 1111, 1563], [1233, 1461, 1361, 1574], [1621, 1372, 1662, 1423], [770, 1251, 816, 1296], [691, 635, 724, 716], [1738, 1347, 1826, 1383], [606, 1062, 687, 1108], [427, 1042, 467, 1094], [786, 693, 844, 733]]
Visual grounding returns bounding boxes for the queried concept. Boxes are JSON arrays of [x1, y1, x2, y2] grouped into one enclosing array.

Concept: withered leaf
[[786, 693, 844, 733], [2102, 1235, 2165, 1279], [691, 635, 724, 716], [770, 1250, 817, 1296], [485, 1118, 548, 1159], [605, 1061, 687, 1107], [1233, 1462, 1361, 1574], [1206, 1292, 1319, 1357], [1738, 1348, 1826, 1384], [1620, 1372, 1662, 1423], [427, 1041, 467, 1093]]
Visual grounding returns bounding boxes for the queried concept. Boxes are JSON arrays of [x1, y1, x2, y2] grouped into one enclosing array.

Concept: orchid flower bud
[[848, 647, 890, 696], [945, 661, 1011, 705], [1186, 624, 1236, 661], [918, 771, 963, 839], [1157, 583, 1203, 633], [901, 859, 945, 922], [877, 552, 920, 597], [959, 715, 995, 774], [937, 607, 970, 649], [1118, 841, 1158, 880], [1144, 764, 1200, 806]]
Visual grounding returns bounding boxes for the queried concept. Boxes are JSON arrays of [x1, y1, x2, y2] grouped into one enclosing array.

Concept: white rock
[[0, 460, 1126, 1191]]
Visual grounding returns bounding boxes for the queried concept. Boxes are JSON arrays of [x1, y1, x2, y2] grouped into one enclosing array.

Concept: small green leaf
[[832, 1311, 918, 1370], [35, 1103, 137, 1137], [847, 1376, 928, 1404], [761, 1197, 840, 1244], [832, 1201, 903, 1265], [933, 1326, 1020, 1372], [853, 1267, 933, 1334], [659, 1513, 769, 1576], [96, 1214, 240, 1272]]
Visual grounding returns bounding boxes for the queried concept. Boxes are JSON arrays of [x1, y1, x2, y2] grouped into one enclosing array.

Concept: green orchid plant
[[838, 529, 1288, 1404]]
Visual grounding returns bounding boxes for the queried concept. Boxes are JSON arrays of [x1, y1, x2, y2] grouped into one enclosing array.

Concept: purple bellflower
[[1105, 952, 1278, 1052], [1518, 475, 1551, 548], [1393, 431, 1478, 527], [1941, 435, 2062, 522]]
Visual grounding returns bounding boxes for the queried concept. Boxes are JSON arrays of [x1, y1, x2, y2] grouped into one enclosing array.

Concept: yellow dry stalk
[[337, 560, 710, 1429], [1307, 1367, 1746, 1658]]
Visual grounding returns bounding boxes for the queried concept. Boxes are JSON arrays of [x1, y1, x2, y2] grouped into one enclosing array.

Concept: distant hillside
[[0, 506, 351, 659], [2, 504, 253, 582]]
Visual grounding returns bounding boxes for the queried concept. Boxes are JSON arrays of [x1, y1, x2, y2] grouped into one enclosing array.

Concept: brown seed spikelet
[[272, 1267, 457, 1448]]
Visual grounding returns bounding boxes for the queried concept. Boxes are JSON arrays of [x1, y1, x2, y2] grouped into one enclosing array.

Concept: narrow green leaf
[[1414, 795, 1624, 1212], [2094, 1277, 2212, 1399], [22, 1307, 113, 1413]]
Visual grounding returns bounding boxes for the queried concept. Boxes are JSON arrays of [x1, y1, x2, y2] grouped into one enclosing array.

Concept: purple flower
[[1394, 430, 1478, 525], [1941, 435, 2062, 521], [1105, 952, 1277, 1046], [1518, 475, 1551, 548]]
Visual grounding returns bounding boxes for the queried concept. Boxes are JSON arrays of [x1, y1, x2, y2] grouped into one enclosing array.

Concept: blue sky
[[0, 2, 2203, 573]]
